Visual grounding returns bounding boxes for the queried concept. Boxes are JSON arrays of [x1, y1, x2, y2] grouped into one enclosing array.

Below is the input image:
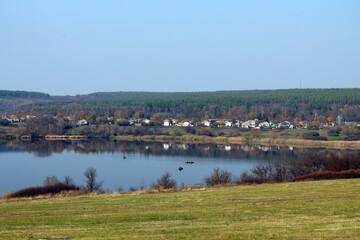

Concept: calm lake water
[[0, 140, 357, 195]]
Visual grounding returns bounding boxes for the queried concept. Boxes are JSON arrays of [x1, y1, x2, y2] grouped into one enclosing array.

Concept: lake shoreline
[[112, 135, 360, 150], [2, 133, 359, 149]]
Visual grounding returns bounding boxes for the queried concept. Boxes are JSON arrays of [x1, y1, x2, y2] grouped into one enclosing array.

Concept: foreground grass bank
[[1, 179, 360, 239]]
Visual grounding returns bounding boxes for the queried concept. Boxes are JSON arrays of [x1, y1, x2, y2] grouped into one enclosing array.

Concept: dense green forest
[[88, 89, 360, 107], [0, 90, 50, 99], [2, 89, 360, 122]]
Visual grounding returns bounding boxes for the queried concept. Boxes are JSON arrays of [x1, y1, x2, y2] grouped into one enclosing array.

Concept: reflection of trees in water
[[1, 140, 358, 160]]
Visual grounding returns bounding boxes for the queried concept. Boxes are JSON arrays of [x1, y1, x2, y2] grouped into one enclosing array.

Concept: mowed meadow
[[1, 179, 360, 239]]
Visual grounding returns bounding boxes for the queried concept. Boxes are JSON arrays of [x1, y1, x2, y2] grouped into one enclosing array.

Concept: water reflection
[[1, 140, 351, 160]]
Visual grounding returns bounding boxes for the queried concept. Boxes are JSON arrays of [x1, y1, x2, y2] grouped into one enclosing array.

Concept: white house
[[225, 121, 233, 127], [143, 119, 152, 124], [241, 120, 256, 128], [182, 121, 190, 127], [202, 120, 211, 127], [163, 119, 171, 127], [77, 119, 88, 126], [258, 122, 270, 128]]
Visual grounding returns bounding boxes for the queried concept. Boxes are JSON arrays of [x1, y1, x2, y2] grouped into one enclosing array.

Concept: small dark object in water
[[185, 161, 194, 164], [123, 156, 127, 159], [178, 167, 183, 171]]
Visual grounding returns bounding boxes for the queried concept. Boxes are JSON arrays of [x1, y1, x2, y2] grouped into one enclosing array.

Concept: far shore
[[113, 135, 360, 150], [6, 134, 360, 150]]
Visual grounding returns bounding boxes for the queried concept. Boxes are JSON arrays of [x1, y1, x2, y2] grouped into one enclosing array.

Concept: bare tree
[[84, 167, 103, 191], [63, 176, 75, 186]]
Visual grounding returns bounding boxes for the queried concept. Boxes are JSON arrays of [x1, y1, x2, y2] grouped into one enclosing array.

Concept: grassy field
[[1, 179, 360, 239]]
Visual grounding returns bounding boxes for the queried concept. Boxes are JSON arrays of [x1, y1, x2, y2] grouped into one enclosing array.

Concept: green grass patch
[[284, 129, 311, 139], [1, 179, 360, 239], [254, 132, 271, 138]]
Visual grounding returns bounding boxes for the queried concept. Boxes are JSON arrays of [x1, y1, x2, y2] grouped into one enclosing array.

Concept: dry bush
[[323, 152, 360, 171], [204, 168, 233, 186], [240, 171, 260, 184], [152, 172, 177, 189], [2, 191, 14, 200]]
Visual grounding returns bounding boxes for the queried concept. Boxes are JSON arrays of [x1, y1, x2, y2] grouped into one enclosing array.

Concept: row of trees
[[9, 89, 360, 122], [0, 90, 50, 99]]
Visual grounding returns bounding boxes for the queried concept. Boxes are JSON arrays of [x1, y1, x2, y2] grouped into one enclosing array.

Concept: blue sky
[[0, 0, 359, 95]]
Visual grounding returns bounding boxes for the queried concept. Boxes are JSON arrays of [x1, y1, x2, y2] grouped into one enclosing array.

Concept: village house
[[129, 118, 142, 126], [142, 119, 152, 125], [278, 121, 293, 129], [4, 115, 21, 123], [225, 121, 233, 127], [76, 119, 88, 126], [295, 121, 307, 129], [163, 119, 171, 127], [202, 120, 212, 127], [241, 120, 257, 128], [215, 120, 226, 127], [234, 120, 242, 128], [258, 121, 270, 129], [163, 119, 177, 127], [182, 121, 190, 127]]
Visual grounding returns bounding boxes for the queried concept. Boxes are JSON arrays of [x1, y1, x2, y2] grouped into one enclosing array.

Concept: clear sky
[[0, 1, 359, 95]]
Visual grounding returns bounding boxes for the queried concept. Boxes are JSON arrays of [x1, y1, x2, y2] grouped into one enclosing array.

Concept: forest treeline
[[2, 89, 360, 122], [0, 90, 50, 99]]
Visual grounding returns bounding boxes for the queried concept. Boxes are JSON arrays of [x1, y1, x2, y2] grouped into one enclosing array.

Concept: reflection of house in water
[[180, 144, 189, 150], [258, 145, 270, 152], [224, 145, 231, 151], [241, 145, 255, 152], [203, 146, 210, 151], [77, 143, 85, 149], [4, 141, 354, 164]]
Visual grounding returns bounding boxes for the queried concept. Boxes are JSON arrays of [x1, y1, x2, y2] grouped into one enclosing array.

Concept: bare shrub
[[139, 181, 147, 190], [241, 151, 360, 184], [152, 172, 177, 189], [204, 168, 232, 186], [240, 171, 260, 184], [250, 163, 275, 183]]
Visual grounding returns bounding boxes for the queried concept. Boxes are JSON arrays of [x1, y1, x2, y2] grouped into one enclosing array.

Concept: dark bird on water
[[123, 156, 127, 159], [178, 167, 184, 171], [185, 161, 194, 164]]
